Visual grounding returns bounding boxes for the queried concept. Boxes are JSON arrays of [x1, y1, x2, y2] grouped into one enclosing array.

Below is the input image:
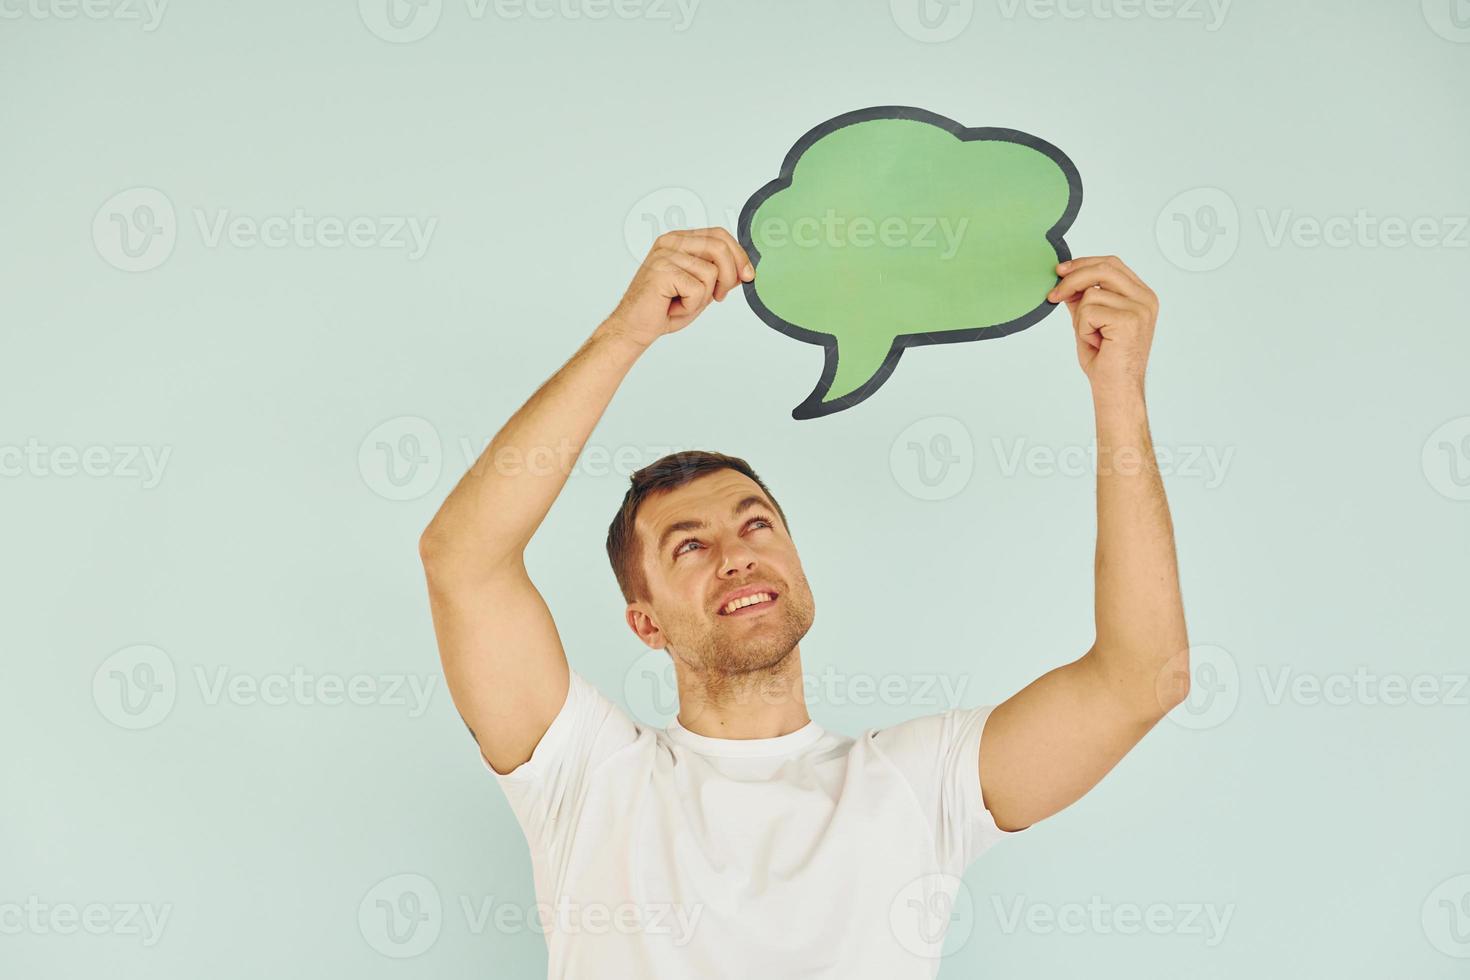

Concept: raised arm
[[418, 228, 753, 774], [978, 255, 1191, 832]]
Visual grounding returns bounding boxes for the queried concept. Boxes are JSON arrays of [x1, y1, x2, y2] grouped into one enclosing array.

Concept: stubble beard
[[669, 583, 815, 709]]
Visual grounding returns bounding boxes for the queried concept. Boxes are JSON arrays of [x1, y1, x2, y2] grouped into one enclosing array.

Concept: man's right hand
[[603, 227, 755, 348]]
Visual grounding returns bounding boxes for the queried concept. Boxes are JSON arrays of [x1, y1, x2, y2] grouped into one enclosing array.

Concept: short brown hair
[[606, 450, 791, 605]]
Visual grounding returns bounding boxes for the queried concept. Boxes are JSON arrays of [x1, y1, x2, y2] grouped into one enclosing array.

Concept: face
[[629, 469, 816, 680]]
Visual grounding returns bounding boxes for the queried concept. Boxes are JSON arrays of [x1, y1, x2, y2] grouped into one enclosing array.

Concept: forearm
[[419, 319, 648, 572], [1090, 388, 1189, 710]]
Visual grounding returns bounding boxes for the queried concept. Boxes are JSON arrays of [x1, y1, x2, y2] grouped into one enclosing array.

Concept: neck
[[673, 644, 811, 739]]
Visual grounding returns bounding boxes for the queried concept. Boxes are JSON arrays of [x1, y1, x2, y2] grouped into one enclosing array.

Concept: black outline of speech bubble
[[738, 105, 1083, 421]]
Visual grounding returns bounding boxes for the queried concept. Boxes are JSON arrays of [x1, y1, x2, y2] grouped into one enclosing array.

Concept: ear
[[625, 604, 666, 650]]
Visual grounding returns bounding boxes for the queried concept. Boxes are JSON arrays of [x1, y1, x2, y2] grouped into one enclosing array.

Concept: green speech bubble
[[738, 106, 1082, 420]]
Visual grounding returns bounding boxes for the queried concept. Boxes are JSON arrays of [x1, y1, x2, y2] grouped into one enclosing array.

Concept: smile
[[719, 592, 778, 616]]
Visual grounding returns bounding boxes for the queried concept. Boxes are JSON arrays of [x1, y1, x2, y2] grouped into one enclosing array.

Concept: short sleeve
[[480, 668, 642, 854], [867, 703, 1025, 874]]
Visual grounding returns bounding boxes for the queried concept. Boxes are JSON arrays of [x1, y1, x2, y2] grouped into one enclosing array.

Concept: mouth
[[717, 590, 779, 617]]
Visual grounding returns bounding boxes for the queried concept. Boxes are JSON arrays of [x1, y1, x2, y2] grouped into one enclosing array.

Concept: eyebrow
[[657, 495, 772, 557]]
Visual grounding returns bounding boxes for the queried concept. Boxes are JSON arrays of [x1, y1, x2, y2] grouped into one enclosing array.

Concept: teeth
[[722, 592, 774, 614]]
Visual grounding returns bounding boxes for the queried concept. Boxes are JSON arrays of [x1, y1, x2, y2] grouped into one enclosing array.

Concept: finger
[[692, 229, 753, 299], [1070, 285, 1136, 312], [662, 270, 708, 317], [657, 229, 749, 298], [1058, 254, 1145, 286], [1049, 265, 1145, 305], [1070, 307, 1103, 351], [1052, 265, 1139, 303], [672, 234, 742, 301], [1074, 323, 1102, 351], [1075, 294, 1143, 339], [1056, 254, 1146, 290], [1069, 287, 1142, 342], [705, 226, 756, 282], [660, 251, 718, 307]]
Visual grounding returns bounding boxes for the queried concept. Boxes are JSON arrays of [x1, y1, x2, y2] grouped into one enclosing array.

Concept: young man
[[418, 227, 1189, 978]]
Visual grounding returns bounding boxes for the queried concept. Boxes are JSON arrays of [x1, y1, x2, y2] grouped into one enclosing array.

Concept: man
[[418, 227, 1189, 978]]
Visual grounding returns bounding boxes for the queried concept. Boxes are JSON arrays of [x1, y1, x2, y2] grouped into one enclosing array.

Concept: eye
[[672, 517, 774, 559]]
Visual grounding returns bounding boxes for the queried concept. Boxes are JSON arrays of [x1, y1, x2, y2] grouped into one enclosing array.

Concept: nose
[[717, 535, 757, 577]]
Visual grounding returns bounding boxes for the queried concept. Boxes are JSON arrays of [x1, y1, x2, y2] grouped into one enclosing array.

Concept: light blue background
[[4, 1, 1467, 976]]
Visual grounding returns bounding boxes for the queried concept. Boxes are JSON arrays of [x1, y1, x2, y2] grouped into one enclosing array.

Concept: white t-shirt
[[483, 668, 1024, 978]]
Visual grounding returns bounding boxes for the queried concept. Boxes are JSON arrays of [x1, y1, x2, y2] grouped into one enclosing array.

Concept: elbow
[[1154, 643, 1192, 715], [417, 525, 524, 583], [418, 524, 471, 575], [1090, 639, 1192, 722], [418, 524, 447, 567]]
